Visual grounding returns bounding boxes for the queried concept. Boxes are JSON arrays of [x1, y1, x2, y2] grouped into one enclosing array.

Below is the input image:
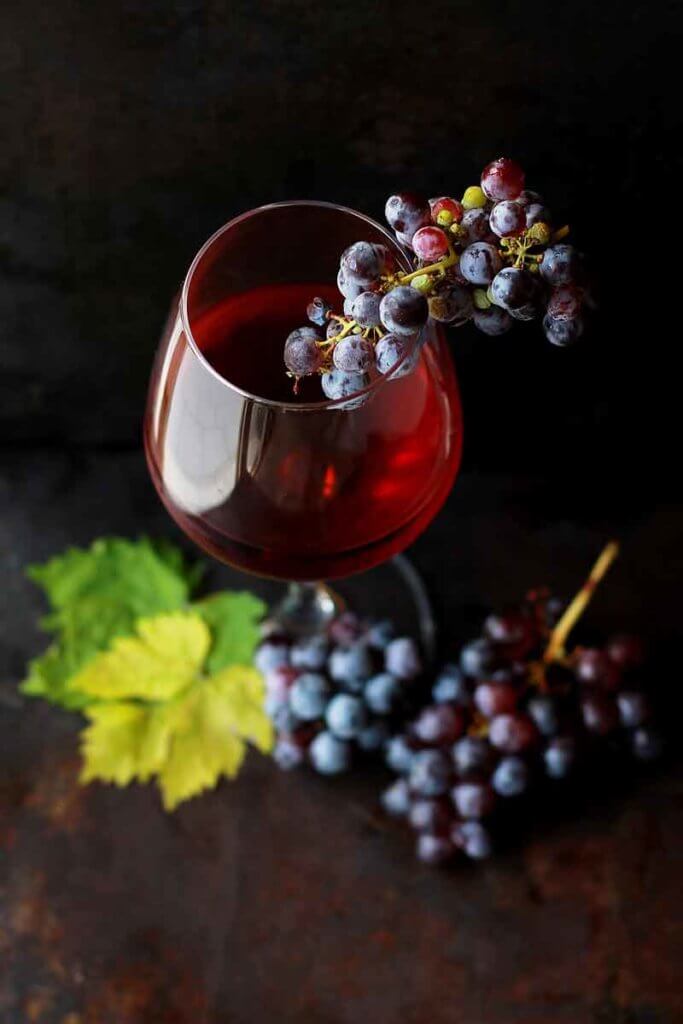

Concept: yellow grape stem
[[544, 541, 620, 663], [398, 248, 459, 286]]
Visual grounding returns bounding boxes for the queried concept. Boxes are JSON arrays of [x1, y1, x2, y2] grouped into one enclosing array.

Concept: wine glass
[[144, 202, 462, 652]]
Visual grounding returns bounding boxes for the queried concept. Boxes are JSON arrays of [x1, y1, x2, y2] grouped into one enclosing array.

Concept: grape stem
[[544, 541, 620, 664], [397, 246, 459, 287]]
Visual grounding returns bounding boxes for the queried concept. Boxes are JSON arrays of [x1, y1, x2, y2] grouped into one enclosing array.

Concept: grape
[[460, 637, 498, 679], [306, 296, 332, 327], [332, 335, 375, 373], [283, 327, 324, 375], [472, 305, 513, 336], [357, 719, 390, 751], [510, 302, 539, 322], [328, 642, 374, 688], [385, 637, 422, 679], [489, 712, 537, 753], [321, 369, 370, 406], [385, 734, 416, 774], [474, 681, 518, 718], [517, 189, 542, 207], [416, 833, 454, 866], [432, 665, 471, 706], [617, 691, 650, 728], [490, 267, 535, 312], [575, 649, 621, 692], [461, 185, 487, 209], [527, 695, 560, 737], [607, 634, 645, 671], [412, 225, 450, 261], [337, 268, 364, 300], [379, 286, 428, 337], [350, 291, 382, 328], [411, 704, 464, 746], [428, 282, 473, 325], [547, 285, 582, 321], [254, 641, 290, 675], [273, 737, 306, 770], [375, 333, 413, 377], [451, 782, 495, 819], [372, 243, 396, 276], [289, 673, 330, 721], [540, 244, 580, 286], [385, 193, 431, 236], [309, 731, 352, 774], [365, 619, 395, 650], [264, 665, 298, 702], [461, 208, 494, 243], [451, 820, 493, 860], [581, 693, 619, 735], [481, 157, 525, 201], [525, 202, 551, 229], [340, 241, 383, 286], [631, 727, 664, 761], [396, 230, 416, 252], [452, 736, 494, 778], [489, 201, 526, 238], [381, 778, 411, 817], [484, 611, 536, 657], [408, 797, 452, 834], [265, 692, 287, 719], [492, 756, 529, 796], [329, 612, 362, 646], [408, 749, 452, 797], [543, 313, 584, 347], [364, 673, 402, 714], [272, 704, 301, 735], [326, 319, 344, 340], [290, 637, 328, 671], [325, 693, 367, 739], [429, 196, 464, 225], [544, 736, 576, 778], [459, 242, 502, 286]]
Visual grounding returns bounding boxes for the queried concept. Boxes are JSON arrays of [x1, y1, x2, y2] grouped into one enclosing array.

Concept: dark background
[[2, 3, 682, 1023]]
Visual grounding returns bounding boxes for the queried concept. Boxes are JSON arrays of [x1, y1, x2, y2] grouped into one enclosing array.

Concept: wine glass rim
[[179, 199, 421, 412]]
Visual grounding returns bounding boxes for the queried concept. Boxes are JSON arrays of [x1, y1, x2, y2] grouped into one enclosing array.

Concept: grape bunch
[[254, 612, 424, 775], [284, 157, 589, 401], [380, 550, 664, 866]]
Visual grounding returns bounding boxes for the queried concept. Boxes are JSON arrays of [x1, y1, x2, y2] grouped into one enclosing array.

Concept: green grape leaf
[[194, 591, 266, 673]]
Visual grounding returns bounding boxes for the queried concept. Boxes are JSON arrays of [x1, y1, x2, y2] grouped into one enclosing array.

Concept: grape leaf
[[75, 613, 272, 809], [22, 538, 198, 708], [68, 613, 211, 702], [194, 591, 266, 674]]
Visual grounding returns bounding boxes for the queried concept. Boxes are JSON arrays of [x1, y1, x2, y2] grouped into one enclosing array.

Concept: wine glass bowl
[[144, 202, 463, 582]]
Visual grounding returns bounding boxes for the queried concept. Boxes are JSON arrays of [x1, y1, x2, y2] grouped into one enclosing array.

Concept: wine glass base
[[207, 555, 436, 665]]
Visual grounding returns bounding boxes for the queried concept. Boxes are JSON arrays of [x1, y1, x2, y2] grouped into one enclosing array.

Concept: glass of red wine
[[144, 202, 462, 651]]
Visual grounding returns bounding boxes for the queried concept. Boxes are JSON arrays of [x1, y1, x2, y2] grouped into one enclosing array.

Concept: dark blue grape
[[451, 820, 493, 860], [451, 782, 495, 819], [289, 673, 330, 721], [462, 207, 494, 244], [459, 242, 502, 286], [472, 305, 513, 336], [492, 756, 529, 796], [381, 778, 411, 817], [385, 734, 416, 775], [543, 312, 584, 347], [364, 672, 402, 714], [540, 244, 580, 286], [357, 719, 390, 751], [527, 695, 560, 737], [411, 704, 464, 746], [337, 268, 364, 300], [306, 296, 332, 326], [340, 241, 383, 286], [379, 286, 428, 337], [408, 797, 453, 834], [309, 731, 352, 774], [365, 619, 396, 650], [416, 833, 454, 866], [385, 193, 431, 237], [332, 335, 375, 373], [460, 637, 498, 680], [490, 267, 535, 312], [489, 200, 526, 238], [428, 282, 473, 325], [351, 291, 382, 328], [452, 736, 494, 778], [254, 641, 290, 675], [290, 636, 328, 671], [617, 691, 650, 728], [631, 727, 664, 761], [544, 736, 577, 778], [325, 693, 367, 739], [328, 642, 373, 688], [284, 327, 324, 376], [385, 637, 422, 679], [321, 369, 370, 407], [432, 665, 471, 706], [409, 749, 452, 797], [375, 332, 418, 379]]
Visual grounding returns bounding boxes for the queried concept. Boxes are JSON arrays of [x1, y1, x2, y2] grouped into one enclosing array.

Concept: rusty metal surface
[[2, 452, 683, 1023]]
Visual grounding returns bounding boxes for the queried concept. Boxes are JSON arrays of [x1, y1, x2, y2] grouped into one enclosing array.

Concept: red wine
[[145, 283, 462, 580]]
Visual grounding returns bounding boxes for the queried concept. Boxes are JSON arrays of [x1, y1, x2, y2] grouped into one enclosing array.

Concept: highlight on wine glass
[[144, 158, 587, 647]]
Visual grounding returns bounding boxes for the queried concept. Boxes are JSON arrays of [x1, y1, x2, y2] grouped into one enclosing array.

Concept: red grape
[[607, 634, 645, 671], [474, 680, 518, 718], [489, 712, 537, 753], [430, 196, 464, 224], [480, 157, 525, 201], [412, 226, 450, 261], [575, 649, 621, 692], [581, 693, 619, 735], [411, 703, 465, 746], [408, 797, 453, 835]]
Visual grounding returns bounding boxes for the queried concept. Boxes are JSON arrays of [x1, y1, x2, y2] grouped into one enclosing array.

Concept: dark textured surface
[[2, 1, 683, 1021]]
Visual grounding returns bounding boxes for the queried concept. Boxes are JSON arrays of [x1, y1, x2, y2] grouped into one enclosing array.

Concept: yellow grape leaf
[[68, 612, 211, 702], [78, 643, 272, 810]]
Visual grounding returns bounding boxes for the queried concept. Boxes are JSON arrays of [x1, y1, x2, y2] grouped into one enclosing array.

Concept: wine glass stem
[[273, 581, 345, 636]]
